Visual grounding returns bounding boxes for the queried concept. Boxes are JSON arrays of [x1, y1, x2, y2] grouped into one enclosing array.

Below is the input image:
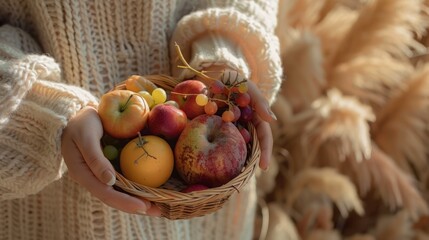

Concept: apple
[[174, 114, 247, 187], [170, 80, 207, 119], [98, 89, 150, 138], [181, 184, 209, 193], [147, 103, 188, 140]]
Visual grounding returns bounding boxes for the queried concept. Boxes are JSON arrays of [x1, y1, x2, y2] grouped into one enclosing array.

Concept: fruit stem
[[120, 94, 135, 112], [134, 132, 157, 164], [174, 42, 217, 83]]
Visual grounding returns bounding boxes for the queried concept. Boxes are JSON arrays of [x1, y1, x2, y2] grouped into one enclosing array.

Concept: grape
[[138, 91, 155, 108], [152, 88, 167, 104], [230, 86, 240, 93], [195, 94, 209, 106], [239, 105, 253, 123], [204, 101, 218, 115], [164, 100, 179, 108], [235, 92, 251, 107], [231, 105, 241, 122], [103, 145, 119, 161], [210, 80, 225, 94], [212, 93, 228, 108], [222, 110, 235, 122], [238, 83, 248, 93]]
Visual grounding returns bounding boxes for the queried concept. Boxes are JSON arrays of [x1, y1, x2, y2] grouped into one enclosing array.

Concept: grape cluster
[[138, 87, 168, 109], [195, 71, 253, 124]]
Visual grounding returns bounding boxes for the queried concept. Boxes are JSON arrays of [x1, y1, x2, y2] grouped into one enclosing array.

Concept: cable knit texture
[[0, 0, 281, 239]]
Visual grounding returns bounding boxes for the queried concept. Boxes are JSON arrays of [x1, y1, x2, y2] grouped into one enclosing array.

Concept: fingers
[[71, 107, 116, 186], [246, 81, 275, 170], [62, 107, 161, 216], [252, 115, 273, 171], [247, 81, 277, 123]]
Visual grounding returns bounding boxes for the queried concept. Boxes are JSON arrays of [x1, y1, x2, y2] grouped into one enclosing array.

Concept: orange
[[125, 75, 157, 93], [120, 135, 174, 188]]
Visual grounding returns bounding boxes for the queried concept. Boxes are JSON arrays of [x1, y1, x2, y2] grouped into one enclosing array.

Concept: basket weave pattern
[[111, 75, 261, 220]]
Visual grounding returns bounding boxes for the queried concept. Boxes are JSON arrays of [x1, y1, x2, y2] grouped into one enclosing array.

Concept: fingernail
[[136, 209, 147, 215], [268, 108, 277, 121], [135, 201, 150, 215], [102, 170, 116, 186]]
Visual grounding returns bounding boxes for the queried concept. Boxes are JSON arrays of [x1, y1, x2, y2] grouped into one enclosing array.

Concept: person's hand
[[61, 106, 161, 216], [195, 68, 276, 170], [247, 80, 276, 170]]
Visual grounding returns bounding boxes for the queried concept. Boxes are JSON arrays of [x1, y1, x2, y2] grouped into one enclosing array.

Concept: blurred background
[[254, 0, 429, 239]]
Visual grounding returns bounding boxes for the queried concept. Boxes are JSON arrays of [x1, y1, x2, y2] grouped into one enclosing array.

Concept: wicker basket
[[111, 74, 261, 220]]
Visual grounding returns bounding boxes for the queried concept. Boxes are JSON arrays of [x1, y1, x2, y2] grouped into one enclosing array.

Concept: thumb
[[74, 107, 116, 186]]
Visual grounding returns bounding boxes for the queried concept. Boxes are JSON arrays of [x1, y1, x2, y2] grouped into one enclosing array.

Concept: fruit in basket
[[103, 145, 119, 161], [151, 87, 167, 105], [147, 103, 188, 140], [181, 184, 209, 193], [138, 91, 155, 109], [98, 90, 150, 138], [120, 135, 174, 188], [174, 114, 247, 187], [238, 126, 251, 144], [170, 80, 207, 119], [125, 75, 157, 93]]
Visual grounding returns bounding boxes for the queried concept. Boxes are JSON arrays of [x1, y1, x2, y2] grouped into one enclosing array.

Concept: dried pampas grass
[[260, 0, 429, 238], [373, 211, 414, 240], [328, 57, 413, 110], [329, 0, 428, 66], [265, 203, 300, 240], [279, 0, 326, 28], [372, 64, 429, 180], [286, 168, 364, 217], [305, 229, 341, 240], [341, 144, 428, 219], [345, 235, 376, 240], [299, 89, 374, 165], [314, 6, 359, 59], [279, 29, 326, 112], [413, 231, 429, 240]]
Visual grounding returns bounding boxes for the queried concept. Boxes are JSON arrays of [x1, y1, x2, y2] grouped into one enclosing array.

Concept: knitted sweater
[[0, 1, 282, 239]]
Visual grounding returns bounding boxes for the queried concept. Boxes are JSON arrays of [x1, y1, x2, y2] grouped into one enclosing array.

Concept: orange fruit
[[120, 135, 174, 188], [125, 75, 157, 93]]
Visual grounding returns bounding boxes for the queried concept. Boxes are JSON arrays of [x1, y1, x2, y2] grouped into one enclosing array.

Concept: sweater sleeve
[[170, 0, 283, 104], [0, 25, 98, 201]]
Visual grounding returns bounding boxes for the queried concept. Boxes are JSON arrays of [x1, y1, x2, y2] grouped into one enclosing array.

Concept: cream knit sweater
[[0, 0, 282, 239]]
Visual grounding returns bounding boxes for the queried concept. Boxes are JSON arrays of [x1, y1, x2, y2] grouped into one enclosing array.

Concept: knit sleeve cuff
[[0, 55, 97, 199], [170, 8, 283, 104]]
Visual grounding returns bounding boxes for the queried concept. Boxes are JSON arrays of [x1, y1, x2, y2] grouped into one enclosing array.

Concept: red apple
[[170, 80, 207, 119], [147, 103, 188, 140], [174, 114, 247, 187], [181, 184, 209, 193], [98, 89, 150, 138]]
